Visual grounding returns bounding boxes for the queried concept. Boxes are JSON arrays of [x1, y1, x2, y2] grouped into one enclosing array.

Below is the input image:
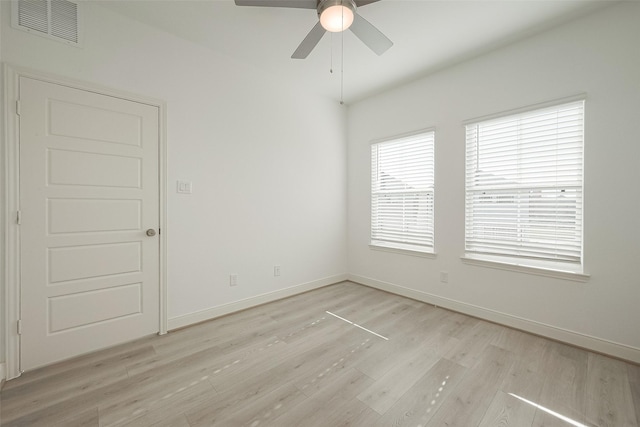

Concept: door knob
[[146, 229, 156, 237]]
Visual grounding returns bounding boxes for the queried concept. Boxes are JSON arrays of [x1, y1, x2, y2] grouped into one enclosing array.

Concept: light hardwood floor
[[1, 281, 638, 426]]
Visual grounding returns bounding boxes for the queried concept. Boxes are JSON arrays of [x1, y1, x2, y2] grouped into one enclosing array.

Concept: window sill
[[460, 255, 590, 282], [369, 244, 436, 259]]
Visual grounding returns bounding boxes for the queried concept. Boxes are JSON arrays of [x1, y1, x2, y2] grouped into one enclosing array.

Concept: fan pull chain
[[330, 32, 333, 74]]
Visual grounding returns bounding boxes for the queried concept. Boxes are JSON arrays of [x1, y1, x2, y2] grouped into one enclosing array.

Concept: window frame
[[463, 97, 587, 278], [370, 129, 436, 256]]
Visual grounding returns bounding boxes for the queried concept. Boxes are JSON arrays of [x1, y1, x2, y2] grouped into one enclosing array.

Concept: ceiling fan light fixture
[[319, 0, 355, 32]]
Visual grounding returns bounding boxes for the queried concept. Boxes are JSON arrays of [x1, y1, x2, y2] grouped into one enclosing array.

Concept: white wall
[[347, 2, 640, 361], [0, 2, 347, 336]]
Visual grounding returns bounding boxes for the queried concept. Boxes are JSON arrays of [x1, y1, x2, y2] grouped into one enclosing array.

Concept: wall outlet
[[230, 274, 238, 287], [274, 265, 281, 277], [440, 271, 449, 283]]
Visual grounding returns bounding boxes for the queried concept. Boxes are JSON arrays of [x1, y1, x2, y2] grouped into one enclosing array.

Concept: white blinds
[[371, 131, 435, 252], [465, 100, 584, 264]]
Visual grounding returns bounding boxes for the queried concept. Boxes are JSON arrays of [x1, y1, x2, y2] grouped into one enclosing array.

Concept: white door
[[19, 77, 160, 370]]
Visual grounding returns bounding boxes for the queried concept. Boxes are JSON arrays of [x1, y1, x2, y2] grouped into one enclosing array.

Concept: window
[[371, 130, 435, 254], [464, 100, 584, 272]]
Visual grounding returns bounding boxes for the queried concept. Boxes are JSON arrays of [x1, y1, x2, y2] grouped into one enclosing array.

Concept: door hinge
[[16, 100, 21, 116], [16, 210, 22, 225], [17, 320, 22, 335]]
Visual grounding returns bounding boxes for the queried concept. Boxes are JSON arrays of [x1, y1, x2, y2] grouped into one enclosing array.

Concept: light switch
[[177, 180, 193, 194]]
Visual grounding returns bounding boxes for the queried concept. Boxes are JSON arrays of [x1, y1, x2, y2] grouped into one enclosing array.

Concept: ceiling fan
[[234, 0, 393, 59]]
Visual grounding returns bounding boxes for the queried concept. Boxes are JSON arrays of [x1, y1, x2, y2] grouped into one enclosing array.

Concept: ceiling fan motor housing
[[317, 0, 357, 32]]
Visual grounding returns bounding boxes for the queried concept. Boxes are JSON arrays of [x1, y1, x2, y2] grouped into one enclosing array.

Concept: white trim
[[2, 64, 168, 379], [347, 274, 640, 364], [461, 256, 590, 282], [168, 274, 348, 331], [0, 362, 6, 388], [3, 64, 22, 380], [158, 99, 168, 336], [370, 126, 436, 146], [462, 93, 587, 126], [369, 244, 436, 259]]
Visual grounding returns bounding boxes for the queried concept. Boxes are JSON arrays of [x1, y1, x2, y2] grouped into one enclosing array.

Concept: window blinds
[[465, 100, 584, 264], [371, 131, 435, 252]]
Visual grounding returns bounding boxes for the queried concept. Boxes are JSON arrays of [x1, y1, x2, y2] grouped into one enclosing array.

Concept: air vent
[[13, 0, 81, 46]]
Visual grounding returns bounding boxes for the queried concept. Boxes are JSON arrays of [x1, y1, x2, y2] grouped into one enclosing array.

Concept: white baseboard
[[0, 362, 6, 389], [168, 274, 348, 331], [348, 274, 640, 364]]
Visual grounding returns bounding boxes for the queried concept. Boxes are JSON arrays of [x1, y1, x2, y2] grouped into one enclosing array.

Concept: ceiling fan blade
[[291, 22, 326, 59], [349, 13, 393, 56], [234, 0, 317, 9], [355, 0, 380, 7]]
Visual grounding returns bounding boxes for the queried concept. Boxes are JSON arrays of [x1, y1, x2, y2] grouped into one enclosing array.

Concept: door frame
[[2, 64, 168, 380]]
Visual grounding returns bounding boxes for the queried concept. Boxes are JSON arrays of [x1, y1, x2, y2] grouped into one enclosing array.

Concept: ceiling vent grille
[[13, 0, 82, 46]]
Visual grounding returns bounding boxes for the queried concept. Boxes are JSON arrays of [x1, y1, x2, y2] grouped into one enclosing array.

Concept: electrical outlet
[[230, 274, 238, 287], [440, 271, 449, 283], [274, 266, 281, 277]]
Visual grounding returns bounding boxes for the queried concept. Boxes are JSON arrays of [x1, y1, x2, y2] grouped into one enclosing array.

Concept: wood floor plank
[[293, 332, 381, 397], [0, 359, 130, 422], [267, 281, 368, 317], [628, 362, 640, 425], [531, 341, 588, 427], [584, 353, 638, 427], [212, 382, 308, 427], [186, 334, 357, 426], [207, 323, 352, 391], [357, 301, 430, 338], [331, 293, 410, 327], [427, 344, 516, 426], [441, 311, 480, 339], [374, 357, 467, 427], [354, 308, 457, 380], [53, 407, 99, 427], [336, 404, 382, 427], [356, 333, 447, 415], [151, 313, 278, 357], [2, 337, 228, 425], [498, 331, 549, 402], [1, 281, 637, 427], [1, 378, 135, 426], [99, 380, 216, 427], [444, 320, 502, 368], [1, 343, 155, 393], [268, 285, 367, 328], [492, 326, 547, 358], [266, 368, 376, 427], [478, 389, 537, 427], [146, 305, 300, 374], [276, 310, 345, 345], [119, 413, 191, 427], [133, 333, 286, 386]]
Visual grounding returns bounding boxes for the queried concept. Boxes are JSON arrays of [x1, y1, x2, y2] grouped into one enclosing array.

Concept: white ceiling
[[98, 0, 611, 103]]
